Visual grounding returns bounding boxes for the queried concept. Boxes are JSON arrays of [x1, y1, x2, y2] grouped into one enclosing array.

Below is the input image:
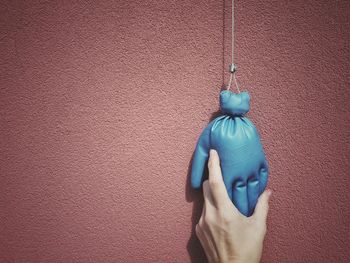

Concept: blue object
[[191, 90, 269, 217]]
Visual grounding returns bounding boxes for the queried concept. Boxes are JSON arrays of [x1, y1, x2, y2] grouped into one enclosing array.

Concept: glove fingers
[[247, 176, 260, 217], [259, 161, 269, 195], [191, 148, 208, 188], [191, 126, 211, 189], [232, 180, 249, 216]]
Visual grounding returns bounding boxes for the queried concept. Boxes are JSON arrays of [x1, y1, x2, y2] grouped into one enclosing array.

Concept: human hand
[[195, 149, 272, 263]]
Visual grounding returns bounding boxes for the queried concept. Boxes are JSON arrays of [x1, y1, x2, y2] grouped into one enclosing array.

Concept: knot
[[229, 63, 237, 73], [220, 90, 250, 116]]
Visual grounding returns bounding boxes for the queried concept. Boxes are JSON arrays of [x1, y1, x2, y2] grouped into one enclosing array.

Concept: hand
[[195, 149, 272, 263]]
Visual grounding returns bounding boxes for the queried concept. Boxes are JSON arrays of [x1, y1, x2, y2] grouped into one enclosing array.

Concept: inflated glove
[[191, 90, 269, 217]]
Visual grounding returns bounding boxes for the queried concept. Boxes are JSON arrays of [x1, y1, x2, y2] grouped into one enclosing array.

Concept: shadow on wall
[[185, 152, 207, 263], [185, 85, 226, 263]]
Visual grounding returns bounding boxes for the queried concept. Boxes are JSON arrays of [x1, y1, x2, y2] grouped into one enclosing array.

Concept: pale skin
[[195, 149, 272, 263]]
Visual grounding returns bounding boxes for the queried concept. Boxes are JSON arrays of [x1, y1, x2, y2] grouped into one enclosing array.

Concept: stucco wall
[[1, 0, 349, 262]]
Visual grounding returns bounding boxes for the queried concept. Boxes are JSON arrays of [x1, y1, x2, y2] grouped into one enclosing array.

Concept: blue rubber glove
[[191, 90, 269, 217]]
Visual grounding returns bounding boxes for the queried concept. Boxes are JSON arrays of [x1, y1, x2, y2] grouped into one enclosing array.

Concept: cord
[[227, 0, 240, 93]]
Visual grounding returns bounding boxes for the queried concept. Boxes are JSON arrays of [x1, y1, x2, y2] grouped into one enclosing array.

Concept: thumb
[[207, 149, 229, 207], [253, 189, 272, 223]]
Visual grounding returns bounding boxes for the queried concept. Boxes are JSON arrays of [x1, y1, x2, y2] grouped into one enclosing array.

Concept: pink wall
[[1, 0, 349, 262]]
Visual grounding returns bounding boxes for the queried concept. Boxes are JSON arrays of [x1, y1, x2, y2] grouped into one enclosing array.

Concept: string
[[226, 0, 240, 93]]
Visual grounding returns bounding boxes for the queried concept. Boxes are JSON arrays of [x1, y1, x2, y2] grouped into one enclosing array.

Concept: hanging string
[[227, 0, 241, 93]]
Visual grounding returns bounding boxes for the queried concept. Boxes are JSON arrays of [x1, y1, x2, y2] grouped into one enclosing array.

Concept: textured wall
[[1, 0, 349, 262]]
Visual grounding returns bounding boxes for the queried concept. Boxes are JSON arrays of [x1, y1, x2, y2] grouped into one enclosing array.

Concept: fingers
[[259, 161, 269, 195], [207, 149, 230, 207], [253, 189, 272, 223], [247, 177, 260, 217], [232, 181, 249, 216], [191, 126, 212, 188]]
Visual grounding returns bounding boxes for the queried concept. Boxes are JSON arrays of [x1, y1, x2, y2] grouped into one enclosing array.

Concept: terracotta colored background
[[1, 0, 349, 262]]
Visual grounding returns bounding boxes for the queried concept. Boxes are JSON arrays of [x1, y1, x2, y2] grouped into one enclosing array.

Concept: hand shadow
[[185, 99, 224, 263]]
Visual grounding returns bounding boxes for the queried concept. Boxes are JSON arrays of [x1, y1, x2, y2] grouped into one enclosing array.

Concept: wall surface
[[1, 0, 349, 262]]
